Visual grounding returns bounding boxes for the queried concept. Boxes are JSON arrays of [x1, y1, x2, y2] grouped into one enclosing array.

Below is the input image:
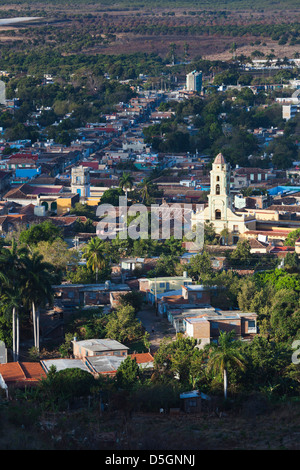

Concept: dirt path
[[137, 304, 176, 353]]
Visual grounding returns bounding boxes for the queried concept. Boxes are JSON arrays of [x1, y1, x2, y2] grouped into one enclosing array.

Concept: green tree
[[105, 304, 143, 344], [118, 291, 144, 313], [229, 239, 252, 267], [147, 254, 181, 278], [242, 336, 292, 393], [153, 335, 202, 385], [207, 330, 245, 399], [187, 251, 213, 283], [34, 238, 78, 275], [119, 171, 134, 203], [137, 178, 156, 205], [0, 239, 29, 361], [283, 252, 300, 273], [100, 188, 124, 206], [269, 289, 300, 342], [24, 252, 55, 351], [284, 228, 300, 247], [70, 202, 97, 220], [116, 356, 141, 390], [82, 237, 106, 282], [204, 222, 218, 245], [19, 221, 62, 246], [38, 366, 97, 410]]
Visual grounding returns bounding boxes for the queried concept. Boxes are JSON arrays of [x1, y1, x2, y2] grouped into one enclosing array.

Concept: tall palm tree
[[119, 171, 134, 204], [169, 42, 177, 65], [138, 178, 154, 205], [0, 239, 28, 361], [207, 330, 245, 399], [82, 237, 106, 282], [24, 252, 55, 351], [0, 289, 22, 361]]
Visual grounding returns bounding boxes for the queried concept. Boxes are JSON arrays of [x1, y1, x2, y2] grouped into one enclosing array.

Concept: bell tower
[[208, 153, 232, 222], [71, 166, 90, 198]]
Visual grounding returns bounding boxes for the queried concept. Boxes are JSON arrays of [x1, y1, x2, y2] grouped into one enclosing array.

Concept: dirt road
[[137, 303, 176, 353]]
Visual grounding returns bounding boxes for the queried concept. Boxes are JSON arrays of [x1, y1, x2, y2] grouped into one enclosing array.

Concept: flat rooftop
[[72, 338, 129, 352]]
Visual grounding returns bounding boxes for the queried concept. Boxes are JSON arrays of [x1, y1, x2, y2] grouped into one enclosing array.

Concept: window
[[197, 292, 203, 299], [216, 176, 220, 182], [188, 399, 197, 407], [248, 320, 256, 328], [215, 209, 221, 220], [216, 184, 220, 195], [159, 282, 165, 288]]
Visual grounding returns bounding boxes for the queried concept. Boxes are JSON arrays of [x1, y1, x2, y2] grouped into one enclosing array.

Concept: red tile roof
[[270, 246, 295, 252], [130, 352, 154, 364], [0, 362, 46, 385]]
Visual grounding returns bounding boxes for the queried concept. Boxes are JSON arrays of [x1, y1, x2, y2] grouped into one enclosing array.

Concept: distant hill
[[0, 0, 299, 11]]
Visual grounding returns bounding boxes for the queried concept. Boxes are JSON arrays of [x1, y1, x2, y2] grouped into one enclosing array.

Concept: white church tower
[[71, 166, 90, 198], [192, 153, 256, 244], [208, 152, 232, 223]]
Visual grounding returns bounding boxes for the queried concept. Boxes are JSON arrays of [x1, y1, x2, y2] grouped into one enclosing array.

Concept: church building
[[192, 153, 256, 244]]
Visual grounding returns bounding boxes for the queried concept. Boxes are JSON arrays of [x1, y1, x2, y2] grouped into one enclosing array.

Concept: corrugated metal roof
[[73, 338, 129, 351], [41, 358, 90, 373]]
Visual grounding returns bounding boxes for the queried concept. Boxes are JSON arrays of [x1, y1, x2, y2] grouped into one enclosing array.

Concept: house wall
[[186, 317, 254, 340], [182, 397, 202, 413], [182, 289, 211, 304], [187, 319, 211, 340], [210, 319, 242, 337], [241, 317, 257, 334], [84, 291, 111, 305], [56, 194, 79, 215], [73, 343, 128, 359], [140, 277, 193, 296], [54, 287, 117, 306]]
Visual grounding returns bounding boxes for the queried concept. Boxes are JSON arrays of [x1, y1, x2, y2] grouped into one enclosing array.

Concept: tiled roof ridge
[[16, 361, 27, 380]]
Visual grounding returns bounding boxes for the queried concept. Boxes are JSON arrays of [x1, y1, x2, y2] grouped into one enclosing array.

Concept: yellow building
[[56, 193, 80, 216]]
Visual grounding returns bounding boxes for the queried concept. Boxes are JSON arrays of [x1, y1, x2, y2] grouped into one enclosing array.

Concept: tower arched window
[[216, 176, 220, 181], [216, 184, 220, 195], [215, 209, 221, 220]]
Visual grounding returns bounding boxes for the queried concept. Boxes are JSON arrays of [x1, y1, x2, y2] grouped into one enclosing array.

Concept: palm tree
[[230, 42, 237, 60], [183, 42, 189, 61], [138, 178, 154, 205], [82, 237, 106, 282], [207, 330, 245, 399], [24, 252, 55, 351], [0, 289, 22, 361], [169, 42, 177, 65], [119, 171, 134, 204], [0, 239, 28, 361]]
